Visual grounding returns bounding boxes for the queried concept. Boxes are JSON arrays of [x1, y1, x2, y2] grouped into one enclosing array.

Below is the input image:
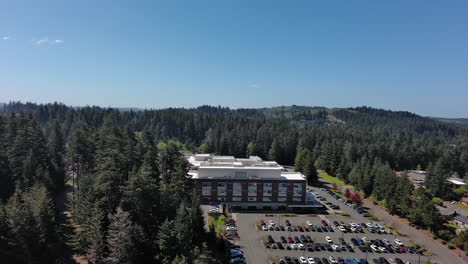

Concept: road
[[319, 176, 467, 264]]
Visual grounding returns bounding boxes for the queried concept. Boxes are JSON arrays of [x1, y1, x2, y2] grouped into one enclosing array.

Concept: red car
[[322, 220, 329, 226], [303, 226, 310, 231], [399, 247, 406, 253], [287, 236, 294, 243], [260, 219, 266, 225]]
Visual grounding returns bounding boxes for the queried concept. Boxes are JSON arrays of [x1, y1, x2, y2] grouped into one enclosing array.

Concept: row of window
[[217, 196, 303, 202], [201, 182, 304, 197]]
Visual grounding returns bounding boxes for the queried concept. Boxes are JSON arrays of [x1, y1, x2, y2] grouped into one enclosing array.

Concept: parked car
[[394, 239, 404, 246], [325, 236, 333, 243]]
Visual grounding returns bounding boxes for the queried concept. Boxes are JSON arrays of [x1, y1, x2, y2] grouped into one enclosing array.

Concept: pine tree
[[303, 154, 318, 185], [268, 138, 281, 162], [48, 120, 65, 191], [294, 148, 308, 172], [106, 207, 144, 264], [85, 206, 106, 264]]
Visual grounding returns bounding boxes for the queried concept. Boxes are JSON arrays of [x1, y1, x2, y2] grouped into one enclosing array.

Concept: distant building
[[398, 170, 467, 189], [454, 215, 468, 229], [186, 154, 318, 211], [402, 170, 426, 188], [435, 205, 457, 220], [460, 197, 468, 207], [447, 178, 467, 188]]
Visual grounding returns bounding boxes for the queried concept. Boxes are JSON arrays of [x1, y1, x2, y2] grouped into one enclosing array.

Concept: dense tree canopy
[[1, 102, 468, 262]]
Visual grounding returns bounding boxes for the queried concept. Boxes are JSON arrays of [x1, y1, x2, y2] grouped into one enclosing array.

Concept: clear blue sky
[[1, 0, 467, 117]]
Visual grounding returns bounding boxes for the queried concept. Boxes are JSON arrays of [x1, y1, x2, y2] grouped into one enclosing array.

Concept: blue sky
[[1, 0, 467, 117]]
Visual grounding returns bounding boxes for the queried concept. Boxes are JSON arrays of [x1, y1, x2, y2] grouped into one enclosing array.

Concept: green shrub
[[448, 244, 455, 249], [432, 197, 443, 205], [437, 229, 455, 242]]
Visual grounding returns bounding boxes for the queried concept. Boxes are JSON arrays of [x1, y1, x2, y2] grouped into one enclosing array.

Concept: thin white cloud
[[2, 36, 11, 40], [34, 37, 64, 45], [249, 83, 261, 89]]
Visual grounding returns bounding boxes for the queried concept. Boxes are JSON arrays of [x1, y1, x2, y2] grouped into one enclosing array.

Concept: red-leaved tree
[[331, 183, 338, 191], [344, 188, 352, 198], [350, 192, 363, 205]]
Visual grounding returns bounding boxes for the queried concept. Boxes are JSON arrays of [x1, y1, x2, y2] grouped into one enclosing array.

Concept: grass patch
[[365, 212, 382, 221], [385, 224, 406, 236], [319, 172, 345, 186], [455, 203, 468, 210], [330, 189, 346, 200], [447, 224, 462, 230], [335, 212, 351, 218]]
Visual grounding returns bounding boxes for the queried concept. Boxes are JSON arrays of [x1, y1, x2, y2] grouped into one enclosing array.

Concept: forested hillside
[[0, 102, 468, 263]]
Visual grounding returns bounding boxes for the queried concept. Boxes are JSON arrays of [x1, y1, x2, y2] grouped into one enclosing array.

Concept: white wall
[[197, 167, 282, 179]]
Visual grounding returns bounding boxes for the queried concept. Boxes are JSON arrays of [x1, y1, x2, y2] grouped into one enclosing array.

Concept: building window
[[202, 182, 211, 196], [233, 182, 242, 196], [248, 196, 257, 202], [278, 183, 288, 197], [293, 197, 303, 202], [263, 183, 273, 196], [263, 196, 272, 202], [248, 183, 257, 196], [293, 183, 303, 197], [232, 196, 242, 202], [278, 197, 287, 202], [218, 183, 227, 196], [218, 196, 227, 202]]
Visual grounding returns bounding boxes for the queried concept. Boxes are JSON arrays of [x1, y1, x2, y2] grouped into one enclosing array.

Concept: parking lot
[[233, 187, 440, 264]]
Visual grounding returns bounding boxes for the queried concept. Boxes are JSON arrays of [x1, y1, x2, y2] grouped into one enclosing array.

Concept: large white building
[[187, 154, 312, 211]]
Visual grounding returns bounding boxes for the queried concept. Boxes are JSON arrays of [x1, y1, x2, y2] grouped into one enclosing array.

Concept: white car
[[261, 225, 268, 231], [307, 257, 315, 264], [269, 220, 275, 226], [306, 220, 313, 226], [299, 256, 308, 264], [291, 244, 298, 250], [366, 222, 373, 228], [394, 239, 404, 246], [298, 243, 305, 250], [325, 236, 333, 243], [378, 246, 387, 252], [382, 239, 391, 246], [370, 245, 378, 252], [329, 256, 338, 264], [331, 244, 339, 251], [338, 226, 347, 232]]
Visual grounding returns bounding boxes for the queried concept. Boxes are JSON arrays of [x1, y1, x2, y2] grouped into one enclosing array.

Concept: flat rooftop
[[188, 171, 305, 181], [187, 153, 284, 169]]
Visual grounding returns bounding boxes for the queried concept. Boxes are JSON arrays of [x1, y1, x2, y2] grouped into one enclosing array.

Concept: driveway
[[443, 201, 468, 217]]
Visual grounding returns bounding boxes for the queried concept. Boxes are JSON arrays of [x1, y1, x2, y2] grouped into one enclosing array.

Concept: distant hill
[[1, 102, 466, 136], [429, 117, 468, 128]]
